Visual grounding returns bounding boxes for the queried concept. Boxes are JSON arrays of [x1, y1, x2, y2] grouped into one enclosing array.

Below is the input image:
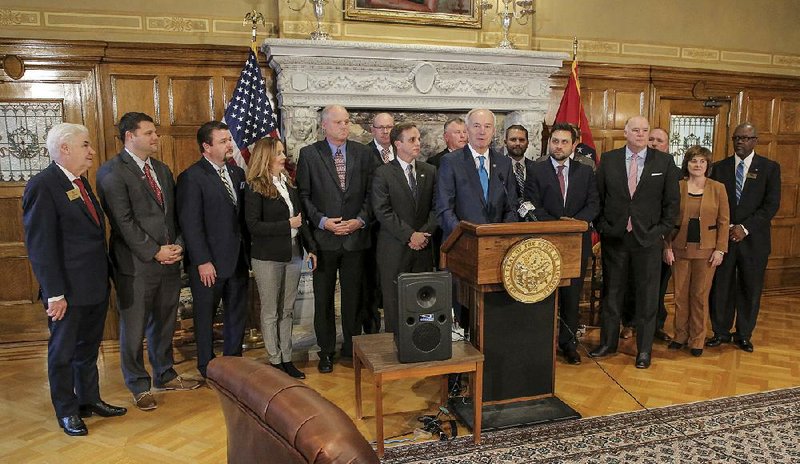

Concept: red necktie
[[556, 165, 566, 205], [143, 163, 164, 207], [627, 154, 639, 232], [73, 178, 100, 226]]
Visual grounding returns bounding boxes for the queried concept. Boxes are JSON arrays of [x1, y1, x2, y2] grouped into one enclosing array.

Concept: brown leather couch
[[207, 357, 379, 464]]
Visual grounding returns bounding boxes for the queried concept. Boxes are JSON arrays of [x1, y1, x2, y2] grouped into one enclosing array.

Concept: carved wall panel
[[744, 95, 776, 135], [168, 77, 214, 126], [778, 99, 800, 134], [111, 75, 159, 123]]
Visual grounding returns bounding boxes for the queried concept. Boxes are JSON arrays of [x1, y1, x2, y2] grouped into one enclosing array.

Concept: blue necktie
[[478, 156, 489, 202], [735, 159, 745, 204]]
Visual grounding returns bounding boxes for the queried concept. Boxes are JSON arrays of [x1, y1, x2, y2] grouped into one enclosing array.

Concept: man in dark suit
[[505, 124, 535, 206], [621, 127, 674, 342], [372, 122, 438, 334], [361, 112, 396, 334], [436, 108, 519, 331], [427, 117, 467, 169], [296, 104, 377, 373], [589, 116, 680, 369], [97, 112, 200, 412], [23, 123, 127, 436], [708, 123, 781, 352], [176, 121, 249, 378], [526, 122, 599, 365]]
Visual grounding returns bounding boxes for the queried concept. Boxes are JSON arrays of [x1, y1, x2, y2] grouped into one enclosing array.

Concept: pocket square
[[651, 172, 663, 176]]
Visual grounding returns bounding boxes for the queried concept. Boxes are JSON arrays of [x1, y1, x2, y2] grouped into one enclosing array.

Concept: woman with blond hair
[[245, 138, 317, 378], [663, 145, 729, 357]]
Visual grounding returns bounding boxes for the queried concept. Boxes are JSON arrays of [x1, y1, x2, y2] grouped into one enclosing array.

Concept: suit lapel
[[121, 151, 163, 209], [316, 141, 342, 191], [389, 159, 416, 206], [344, 141, 357, 192], [200, 159, 236, 209], [460, 148, 486, 208], [741, 154, 763, 201], [53, 163, 102, 228]]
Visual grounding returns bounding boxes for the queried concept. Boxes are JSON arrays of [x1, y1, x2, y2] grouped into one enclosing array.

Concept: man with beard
[[176, 121, 249, 378], [526, 122, 599, 364], [504, 124, 534, 206]]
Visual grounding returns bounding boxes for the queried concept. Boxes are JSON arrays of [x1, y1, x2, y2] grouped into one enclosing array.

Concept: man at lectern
[[435, 108, 519, 332], [525, 122, 599, 365]]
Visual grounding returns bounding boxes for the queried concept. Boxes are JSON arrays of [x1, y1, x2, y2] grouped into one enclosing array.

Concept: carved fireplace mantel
[[262, 39, 566, 158]]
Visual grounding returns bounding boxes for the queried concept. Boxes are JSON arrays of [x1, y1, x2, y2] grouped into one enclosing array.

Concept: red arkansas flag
[[554, 59, 595, 151]]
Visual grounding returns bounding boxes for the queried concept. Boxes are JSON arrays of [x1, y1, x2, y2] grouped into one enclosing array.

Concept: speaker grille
[[412, 323, 441, 352]]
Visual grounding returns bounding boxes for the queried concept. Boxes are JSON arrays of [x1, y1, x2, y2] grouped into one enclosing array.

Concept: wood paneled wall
[[1, 38, 798, 341]]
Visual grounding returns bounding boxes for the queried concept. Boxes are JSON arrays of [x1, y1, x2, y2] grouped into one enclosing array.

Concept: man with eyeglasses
[[362, 112, 396, 334], [296, 105, 377, 373], [707, 123, 781, 352]]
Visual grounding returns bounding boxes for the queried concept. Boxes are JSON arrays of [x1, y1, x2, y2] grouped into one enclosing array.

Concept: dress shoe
[[635, 352, 651, 369], [270, 363, 286, 372], [133, 391, 157, 411], [654, 329, 672, 342], [154, 375, 202, 391], [705, 333, 733, 347], [667, 341, 684, 350], [588, 345, 616, 358], [737, 339, 754, 352], [58, 415, 88, 436], [79, 400, 127, 418], [620, 326, 634, 339], [282, 362, 306, 379], [690, 348, 703, 357], [564, 348, 581, 365], [318, 354, 334, 373]]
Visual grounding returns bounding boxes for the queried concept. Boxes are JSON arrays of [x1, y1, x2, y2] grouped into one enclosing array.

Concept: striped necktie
[[735, 159, 745, 204], [218, 167, 236, 204]]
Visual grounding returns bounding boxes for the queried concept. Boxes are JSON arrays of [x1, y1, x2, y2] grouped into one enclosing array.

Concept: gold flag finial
[[572, 37, 578, 61], [243, 10, 266, 52]]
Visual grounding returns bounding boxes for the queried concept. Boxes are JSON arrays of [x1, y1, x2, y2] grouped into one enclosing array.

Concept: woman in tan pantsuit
[[663, 146, 730, 356]]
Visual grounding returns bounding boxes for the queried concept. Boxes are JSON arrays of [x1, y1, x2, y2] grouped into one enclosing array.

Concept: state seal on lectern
[[502, 238, 562, 303]]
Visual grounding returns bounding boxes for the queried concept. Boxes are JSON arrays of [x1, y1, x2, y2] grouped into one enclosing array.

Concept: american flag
[[224, 49, 280, 168]]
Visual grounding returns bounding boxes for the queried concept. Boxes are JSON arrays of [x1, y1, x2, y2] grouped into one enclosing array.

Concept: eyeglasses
[[372, 125, 393, 131], [732, 136, 757, 142]]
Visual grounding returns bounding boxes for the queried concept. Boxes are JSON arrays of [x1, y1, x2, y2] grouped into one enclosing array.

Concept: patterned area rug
[[382, 387, 800, 463]]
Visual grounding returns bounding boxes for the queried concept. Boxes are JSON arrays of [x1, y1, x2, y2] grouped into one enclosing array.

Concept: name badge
[[66, 188, 81, 201], [651, 172, 663, 176], [747, 172, 758, 179], [239, 181, 246, 189]]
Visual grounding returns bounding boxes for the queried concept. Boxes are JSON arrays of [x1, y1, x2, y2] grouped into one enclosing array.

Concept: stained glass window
[[0, 102, 63, 182], [668, 115, 715, 168]]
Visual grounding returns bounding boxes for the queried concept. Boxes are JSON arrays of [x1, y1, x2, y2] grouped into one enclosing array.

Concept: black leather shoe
[[654, 329, 672, 342], [79, 400, 127, 418], [564, 347, 581, 365], [635, 352, 651, 369], [690, 348, 703, 357], [270, 363, 286, 372], [318, 354, 334, 373], [58, 415, 88, 436], [282, 362, 306, 379], [705, 333, 733, 347], [588, 345, 616, 358], [737, 339, 754, 352], [667, 341, 684, 350]]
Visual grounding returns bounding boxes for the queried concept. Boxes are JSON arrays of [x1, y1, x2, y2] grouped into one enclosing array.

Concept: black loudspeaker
[[396, 271, 452, 363]]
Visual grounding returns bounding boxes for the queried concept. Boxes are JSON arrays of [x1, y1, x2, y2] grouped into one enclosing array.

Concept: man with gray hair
[[23, 123, 127, 436]]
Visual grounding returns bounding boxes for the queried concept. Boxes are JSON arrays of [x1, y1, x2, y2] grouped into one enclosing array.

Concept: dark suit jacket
[[372, 159, 438, 271], [96, 150, 181, 277], [245, 182, 317, 262], [369, 139, 391, 165], [176, 158, 249, 279], [23, 163, 110, 306], [510, 156, 536, 202], [427, 148, 449, 168], [436, 146, 519, 240], [295, 139, 378, 252], [596, 147, 680, 247], [710, 153, 780, 256]]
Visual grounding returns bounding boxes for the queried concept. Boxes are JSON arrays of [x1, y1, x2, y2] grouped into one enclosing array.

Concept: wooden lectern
[[441, 220, 586, 431]]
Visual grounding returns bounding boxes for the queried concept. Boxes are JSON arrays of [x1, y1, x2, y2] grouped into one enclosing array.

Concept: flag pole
[[243, 10, 265, 53], [572, 37, 578, 61]]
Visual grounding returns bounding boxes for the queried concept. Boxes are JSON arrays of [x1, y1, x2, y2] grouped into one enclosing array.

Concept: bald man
[[590, 116, 680, 368]]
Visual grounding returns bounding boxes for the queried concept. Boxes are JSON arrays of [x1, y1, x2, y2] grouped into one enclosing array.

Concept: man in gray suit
[[97, 112, 200, 411], [372, 122, 438, 334]]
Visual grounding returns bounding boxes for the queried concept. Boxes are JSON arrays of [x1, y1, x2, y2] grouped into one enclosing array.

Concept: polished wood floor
[[1, 294, 798, 463]]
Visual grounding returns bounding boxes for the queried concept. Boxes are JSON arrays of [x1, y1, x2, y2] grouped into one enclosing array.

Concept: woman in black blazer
[[245, 138, 317, 379]]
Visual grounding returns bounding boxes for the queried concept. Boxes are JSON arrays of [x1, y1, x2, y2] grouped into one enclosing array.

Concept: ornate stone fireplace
[[262, 39, 566, 160]]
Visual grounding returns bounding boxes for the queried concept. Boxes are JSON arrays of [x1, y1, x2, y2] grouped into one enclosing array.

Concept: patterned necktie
[[478, 155, 489, 202], [627, 153, 639, 232], [143, 163, 163, 207], [334, 148, 346, 190], [406, 163, 417, 200], [556, 165, 566, 204], [381, 147, 391, 164], [514, 162, 525, 200], [735, 159, 745, 204], [73, 178, 100, 226], [219, 167, 236, 204]]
